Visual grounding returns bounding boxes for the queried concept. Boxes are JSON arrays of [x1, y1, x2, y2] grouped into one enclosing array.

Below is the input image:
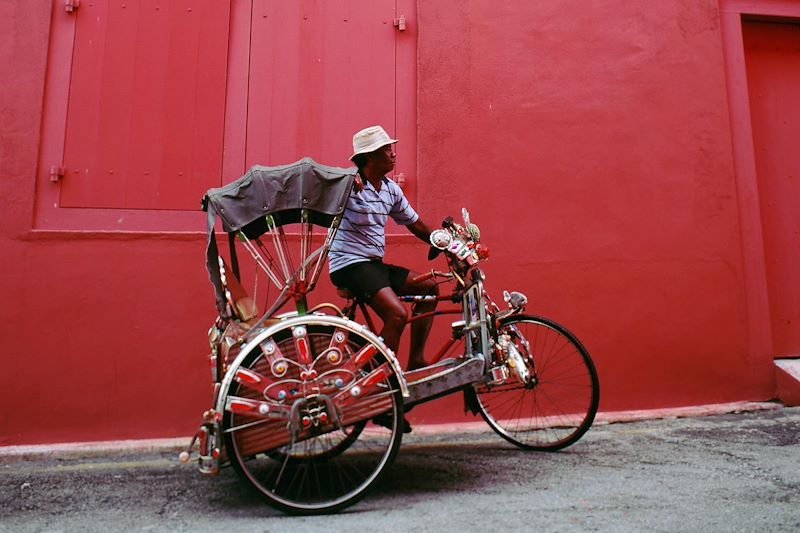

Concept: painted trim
[[718, 0, 800, 364], [720, 0, 800, 16]]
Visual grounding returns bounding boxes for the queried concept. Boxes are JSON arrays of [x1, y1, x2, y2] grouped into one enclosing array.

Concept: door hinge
[[393, 15, 406, 31], [65, 0, 80, 13], [50, 166, 65, 182]]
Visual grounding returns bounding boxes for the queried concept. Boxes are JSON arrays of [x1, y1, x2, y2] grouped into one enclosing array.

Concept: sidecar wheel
[[222, 321, 403, 515]]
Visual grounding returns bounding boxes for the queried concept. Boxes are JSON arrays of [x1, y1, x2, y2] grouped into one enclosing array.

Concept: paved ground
[[1, 406, 798, 532]]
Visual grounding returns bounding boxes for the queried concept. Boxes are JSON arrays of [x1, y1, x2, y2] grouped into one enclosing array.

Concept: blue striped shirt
[[328, 177, 419, 273]]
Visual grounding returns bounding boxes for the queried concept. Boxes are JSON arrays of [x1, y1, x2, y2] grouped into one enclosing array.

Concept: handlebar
[[412, 270, 454, 283]]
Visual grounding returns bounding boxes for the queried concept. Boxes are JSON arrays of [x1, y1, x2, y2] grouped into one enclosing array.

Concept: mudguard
[[215, 313, 410, 418]]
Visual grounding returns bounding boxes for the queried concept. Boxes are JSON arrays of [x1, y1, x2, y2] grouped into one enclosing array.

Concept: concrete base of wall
[[0, 401, 782, 460], [775, 359, 800, 406]]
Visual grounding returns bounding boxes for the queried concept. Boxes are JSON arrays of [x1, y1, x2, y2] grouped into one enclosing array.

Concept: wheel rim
[[476, 316, 599, 450], [223, 323, 403, 512]]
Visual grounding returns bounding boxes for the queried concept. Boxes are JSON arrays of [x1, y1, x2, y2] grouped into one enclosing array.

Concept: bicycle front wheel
[[475, 315, 599, 451]]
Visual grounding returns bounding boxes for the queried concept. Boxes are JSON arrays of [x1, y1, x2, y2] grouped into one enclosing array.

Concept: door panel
[[58, 0, 408, 212], [247, 0, 397, 168], [60, 0, 230, 210], [744, 21, 800, 356]]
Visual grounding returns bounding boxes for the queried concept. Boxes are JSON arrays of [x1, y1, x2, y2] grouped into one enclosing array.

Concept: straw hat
[[350, 125, 397, 161]]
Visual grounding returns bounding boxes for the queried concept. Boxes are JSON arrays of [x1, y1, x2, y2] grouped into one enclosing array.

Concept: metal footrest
[[404, 355, 485, 405]]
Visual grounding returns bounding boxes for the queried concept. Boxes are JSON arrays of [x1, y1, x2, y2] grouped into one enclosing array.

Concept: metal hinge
[[393, 15, 406, 31], [50, 166, 65, 182], [65, 0, 80, 13]]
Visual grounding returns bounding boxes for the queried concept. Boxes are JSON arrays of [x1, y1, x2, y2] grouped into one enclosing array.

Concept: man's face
[[369, 144, 395, 174]]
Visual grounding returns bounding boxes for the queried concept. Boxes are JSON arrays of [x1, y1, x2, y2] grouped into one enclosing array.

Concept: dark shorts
[[330, 261, 410, 300]]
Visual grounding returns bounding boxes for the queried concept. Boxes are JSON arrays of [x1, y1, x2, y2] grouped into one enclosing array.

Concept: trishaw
[[183, 158, 599, 515]]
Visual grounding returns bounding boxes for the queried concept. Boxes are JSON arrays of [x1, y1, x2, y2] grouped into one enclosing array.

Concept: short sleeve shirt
[[328, 177, 419, 273]]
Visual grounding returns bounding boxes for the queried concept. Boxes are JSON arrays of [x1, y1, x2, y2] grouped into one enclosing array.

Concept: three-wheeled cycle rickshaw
[[184, 158, 599, 515]]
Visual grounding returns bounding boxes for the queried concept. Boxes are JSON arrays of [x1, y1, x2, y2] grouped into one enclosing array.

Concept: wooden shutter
[[60, 0, 231, 210]]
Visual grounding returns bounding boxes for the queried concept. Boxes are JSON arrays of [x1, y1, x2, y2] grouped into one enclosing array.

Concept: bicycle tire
[[474, 314, 599, 451], [222, 321, 404, 514]]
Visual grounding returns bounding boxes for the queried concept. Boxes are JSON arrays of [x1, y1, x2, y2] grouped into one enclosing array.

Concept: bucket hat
[[350, 125, 397, 161]]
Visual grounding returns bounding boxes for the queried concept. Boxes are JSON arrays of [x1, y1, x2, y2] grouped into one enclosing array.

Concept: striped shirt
[[328, 177, 419, 273]]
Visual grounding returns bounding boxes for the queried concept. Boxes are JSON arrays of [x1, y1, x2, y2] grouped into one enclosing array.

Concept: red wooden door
[[60, 0, 231, 210], [246, 0, 399, 169], [56, 0, 409, 213], [744, 21, 800, 357]]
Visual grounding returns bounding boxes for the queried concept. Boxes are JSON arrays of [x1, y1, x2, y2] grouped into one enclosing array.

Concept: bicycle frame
[[339, 267, 504, 409], [343, 290, 456, 364]]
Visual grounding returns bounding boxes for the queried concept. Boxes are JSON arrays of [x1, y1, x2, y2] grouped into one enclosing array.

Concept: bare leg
[[367, 287, 408, 355], [365, 288, 413, 433], [401, 274, 439, 371]]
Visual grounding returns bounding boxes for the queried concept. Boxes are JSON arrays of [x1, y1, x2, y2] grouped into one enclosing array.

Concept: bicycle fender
[[215, 314, 410, 416]]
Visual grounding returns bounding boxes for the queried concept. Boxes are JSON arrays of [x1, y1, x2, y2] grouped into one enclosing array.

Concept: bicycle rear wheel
[[475, 315, 599, 451], [222, 319, 404, 514]]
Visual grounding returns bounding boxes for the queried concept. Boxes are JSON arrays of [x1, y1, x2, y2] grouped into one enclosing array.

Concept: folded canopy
[[203, 158, 357, 316], [203, 158, 356, 236]]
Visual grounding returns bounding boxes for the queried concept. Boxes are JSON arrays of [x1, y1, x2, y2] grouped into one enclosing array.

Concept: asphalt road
[[1, 407, 798, 532]]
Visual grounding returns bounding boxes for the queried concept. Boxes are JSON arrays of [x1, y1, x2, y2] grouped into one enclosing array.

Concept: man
[[329, 125, 438, 373]]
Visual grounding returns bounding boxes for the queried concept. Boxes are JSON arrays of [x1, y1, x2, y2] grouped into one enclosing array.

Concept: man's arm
[[406, 218, 432, 244]]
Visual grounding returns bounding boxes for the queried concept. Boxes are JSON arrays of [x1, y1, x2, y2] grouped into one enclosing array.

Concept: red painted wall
[[411, 0, 774, 420], [0, 0, 787, 445]]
